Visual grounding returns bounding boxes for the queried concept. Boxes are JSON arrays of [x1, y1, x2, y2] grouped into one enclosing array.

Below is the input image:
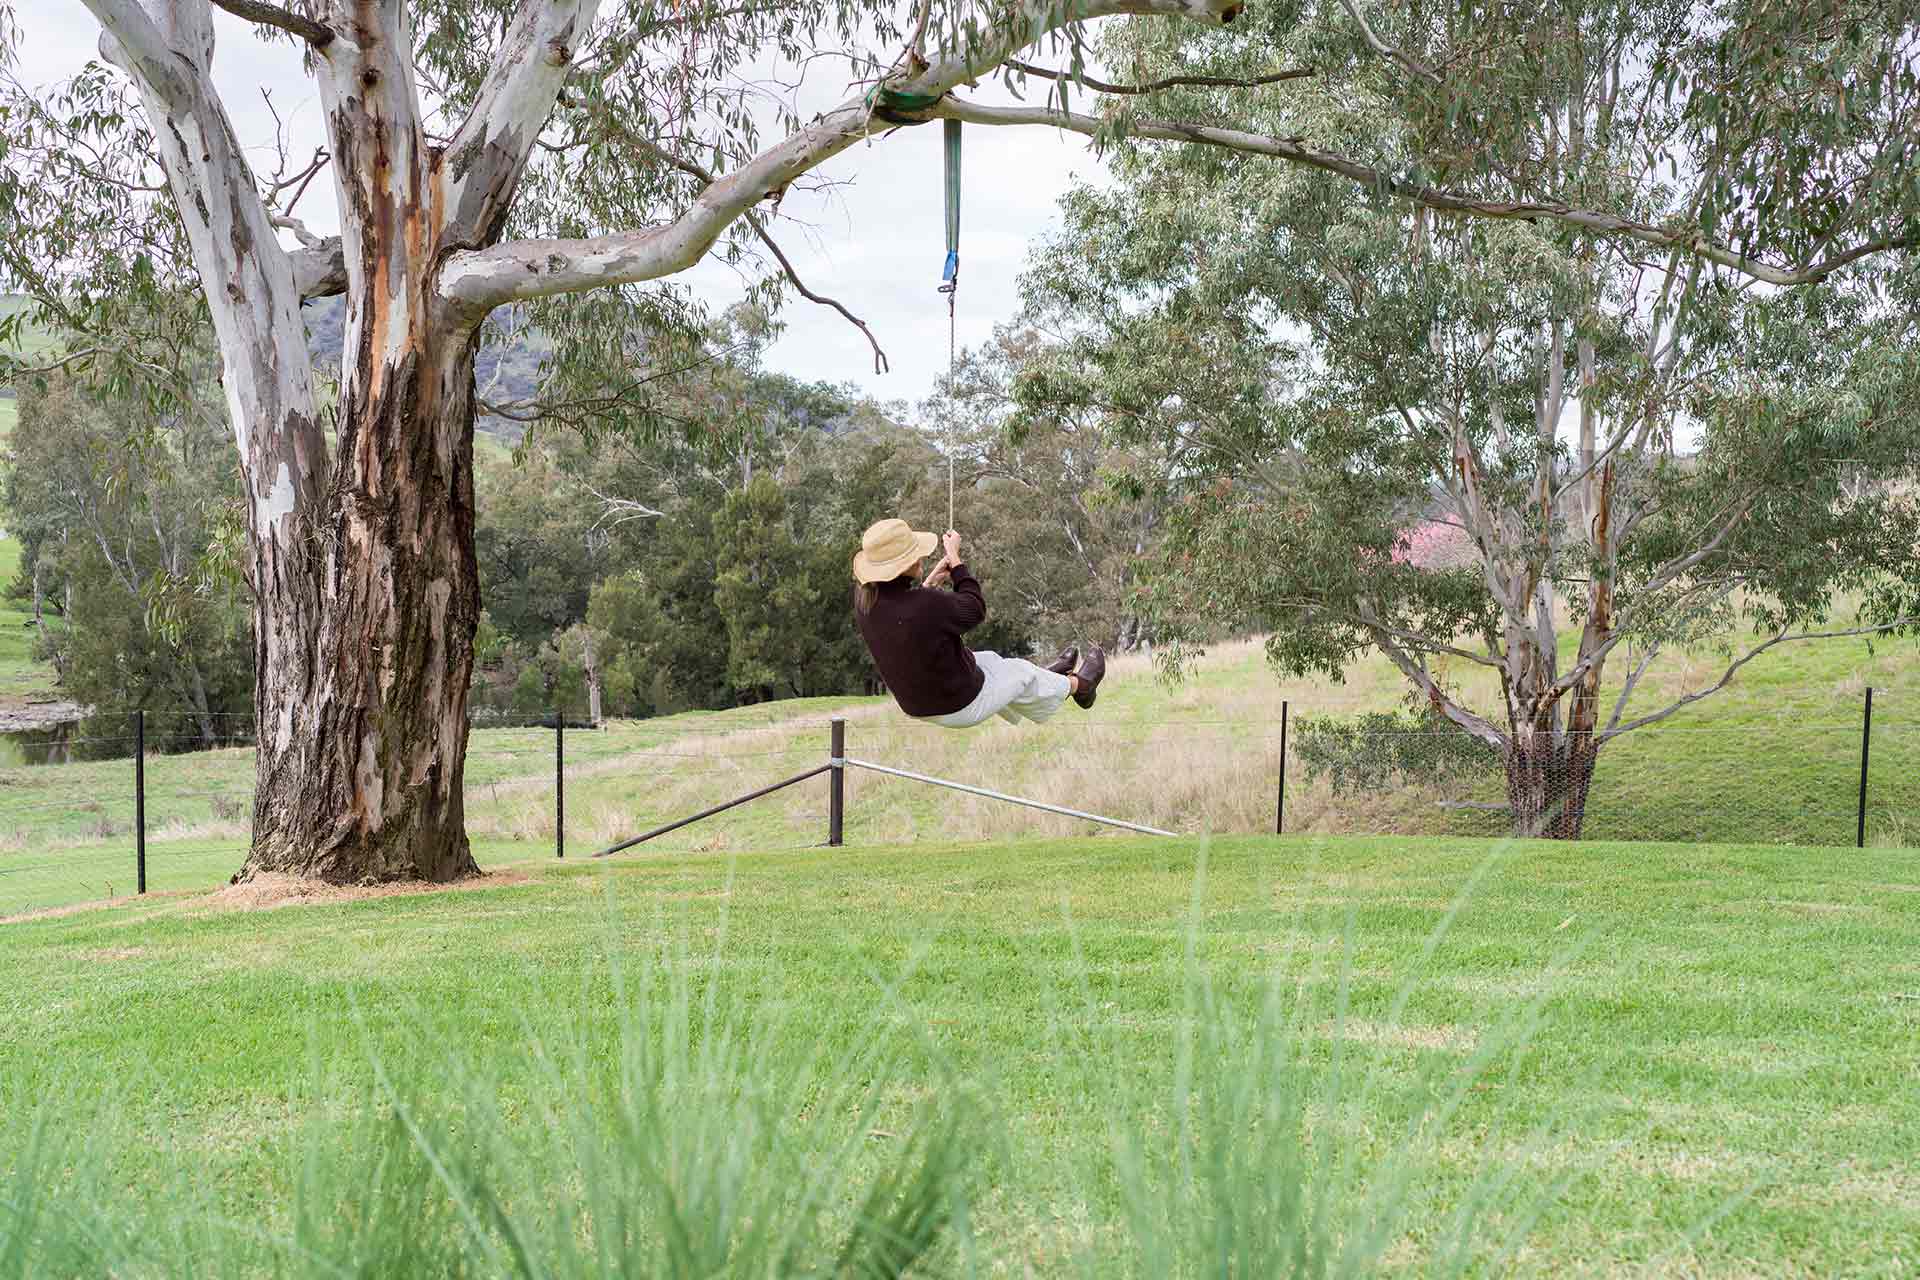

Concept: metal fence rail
[[843, 758, 1175, 838], [588, 717, 1174, 856]]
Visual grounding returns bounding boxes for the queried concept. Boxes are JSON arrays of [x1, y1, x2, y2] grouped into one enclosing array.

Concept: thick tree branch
[[1004, 58, 1313, 95], [1367, 625, 1507, 749], [81, 0, 328, 561], [1348, 607, 1507, 671], [290, 238, 347, 299], [439, 0, 1244, 314], [206, 0, 332, 46], [79, 0, 196, 105], [442, 0, 595, 245], [931, 99, 1916, 287], [1601, 643, 1664, 735], [270, 213, 325, 250]]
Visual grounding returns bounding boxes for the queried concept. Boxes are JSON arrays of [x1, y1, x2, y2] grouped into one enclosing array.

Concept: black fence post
[[134, 709, 146, 895], [555, 702, 565, 860], [829, 718, 845, 848], [1276, 699, 1289, 836], [1857, 685, 1873, 850]]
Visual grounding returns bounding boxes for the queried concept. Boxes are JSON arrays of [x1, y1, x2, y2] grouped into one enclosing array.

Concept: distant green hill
[[303, 294, 549, 443]]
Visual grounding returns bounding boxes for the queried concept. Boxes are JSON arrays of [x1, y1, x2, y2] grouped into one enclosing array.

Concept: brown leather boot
[[1072, 645, 1106, 709], [1046, 646, 1079, 676]]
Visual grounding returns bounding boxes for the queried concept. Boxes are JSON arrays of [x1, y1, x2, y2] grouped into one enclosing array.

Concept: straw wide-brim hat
[[853, 518, 939, 585]]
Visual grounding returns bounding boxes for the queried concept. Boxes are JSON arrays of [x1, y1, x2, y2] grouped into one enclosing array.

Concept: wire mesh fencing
[[0, 687, 1910, 919], [1280, 689, 1912, 849], [0, 719, 161, 917]]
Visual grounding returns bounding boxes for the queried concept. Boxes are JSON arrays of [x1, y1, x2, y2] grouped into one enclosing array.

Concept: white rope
[[947, 286, 956, 532]]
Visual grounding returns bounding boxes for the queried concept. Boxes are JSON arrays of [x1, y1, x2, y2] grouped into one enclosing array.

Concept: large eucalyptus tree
[[1, 0, 1913, 878]]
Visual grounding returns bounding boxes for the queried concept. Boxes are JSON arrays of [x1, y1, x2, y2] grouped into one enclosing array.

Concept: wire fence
[[0, 688, 1911, 918]]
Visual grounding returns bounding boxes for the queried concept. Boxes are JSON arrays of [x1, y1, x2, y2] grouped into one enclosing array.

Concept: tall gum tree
[[3, 0, 1915, 877]]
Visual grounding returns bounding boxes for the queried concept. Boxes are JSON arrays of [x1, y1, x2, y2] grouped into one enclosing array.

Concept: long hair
[[854, 581, 879, 614]]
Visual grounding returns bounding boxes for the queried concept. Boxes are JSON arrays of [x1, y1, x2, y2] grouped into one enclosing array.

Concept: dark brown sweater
[[854, 563, 987, 717]]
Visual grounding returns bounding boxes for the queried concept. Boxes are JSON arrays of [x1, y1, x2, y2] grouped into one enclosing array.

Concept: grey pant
[[919, 651, 1072, 728]]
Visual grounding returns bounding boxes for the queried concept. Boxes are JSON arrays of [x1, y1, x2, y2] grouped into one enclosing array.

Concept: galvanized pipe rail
[[592, 764, 832, 857], [590, 714, 1176, 857], [842, 758, 1175, 837]]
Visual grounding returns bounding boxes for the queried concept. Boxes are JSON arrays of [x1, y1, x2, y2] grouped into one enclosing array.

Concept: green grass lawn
[[0, 698, 877, 913], [3, 834, 1916, 1275]]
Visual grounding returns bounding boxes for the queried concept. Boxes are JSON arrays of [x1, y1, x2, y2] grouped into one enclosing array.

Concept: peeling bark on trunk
[[237, 0, 486, 884], [245, 337, 482, 883]]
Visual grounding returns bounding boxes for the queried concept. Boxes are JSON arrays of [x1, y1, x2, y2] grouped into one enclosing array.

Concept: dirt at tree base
[[210, 868, 530, 912], [0, 868, 533, 926]]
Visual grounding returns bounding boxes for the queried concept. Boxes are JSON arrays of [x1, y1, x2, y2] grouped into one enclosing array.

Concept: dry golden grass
[[459, 641, 1448, 849], [454, 628, 1918, 853]]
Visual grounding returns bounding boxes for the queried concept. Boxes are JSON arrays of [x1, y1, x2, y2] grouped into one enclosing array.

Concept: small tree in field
[[1, 0, 1915, 876]]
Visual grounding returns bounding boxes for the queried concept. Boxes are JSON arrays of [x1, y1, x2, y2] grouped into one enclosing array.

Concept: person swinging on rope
[[852, 519, 1105, 728]]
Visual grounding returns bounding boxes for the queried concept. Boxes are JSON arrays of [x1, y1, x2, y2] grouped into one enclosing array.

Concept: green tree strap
[[865, 85, 944, 126], [943, 120, 961, 284]]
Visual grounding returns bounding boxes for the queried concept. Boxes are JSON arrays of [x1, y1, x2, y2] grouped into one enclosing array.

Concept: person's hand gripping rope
[[922, 529, 963, 588]]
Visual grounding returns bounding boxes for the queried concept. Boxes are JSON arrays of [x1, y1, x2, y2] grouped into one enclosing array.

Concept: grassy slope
[[0, 534, 58, 707], [2, 835, 1916, 1275], [0, 294, 60, 359], [3, 634, 1918, 915]]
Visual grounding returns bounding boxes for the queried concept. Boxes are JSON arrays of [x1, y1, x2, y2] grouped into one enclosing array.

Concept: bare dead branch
[[260, 141, 330, 211], [580, 482, 667, 531], [1004, 58, 1313, 95], [1336, 0, 1440, 83], [207, 0, 333, 47], [749, 216, 890, 374]]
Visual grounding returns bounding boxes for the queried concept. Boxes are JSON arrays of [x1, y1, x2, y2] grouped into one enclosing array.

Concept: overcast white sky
[[17, 1, 1100, 406]]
